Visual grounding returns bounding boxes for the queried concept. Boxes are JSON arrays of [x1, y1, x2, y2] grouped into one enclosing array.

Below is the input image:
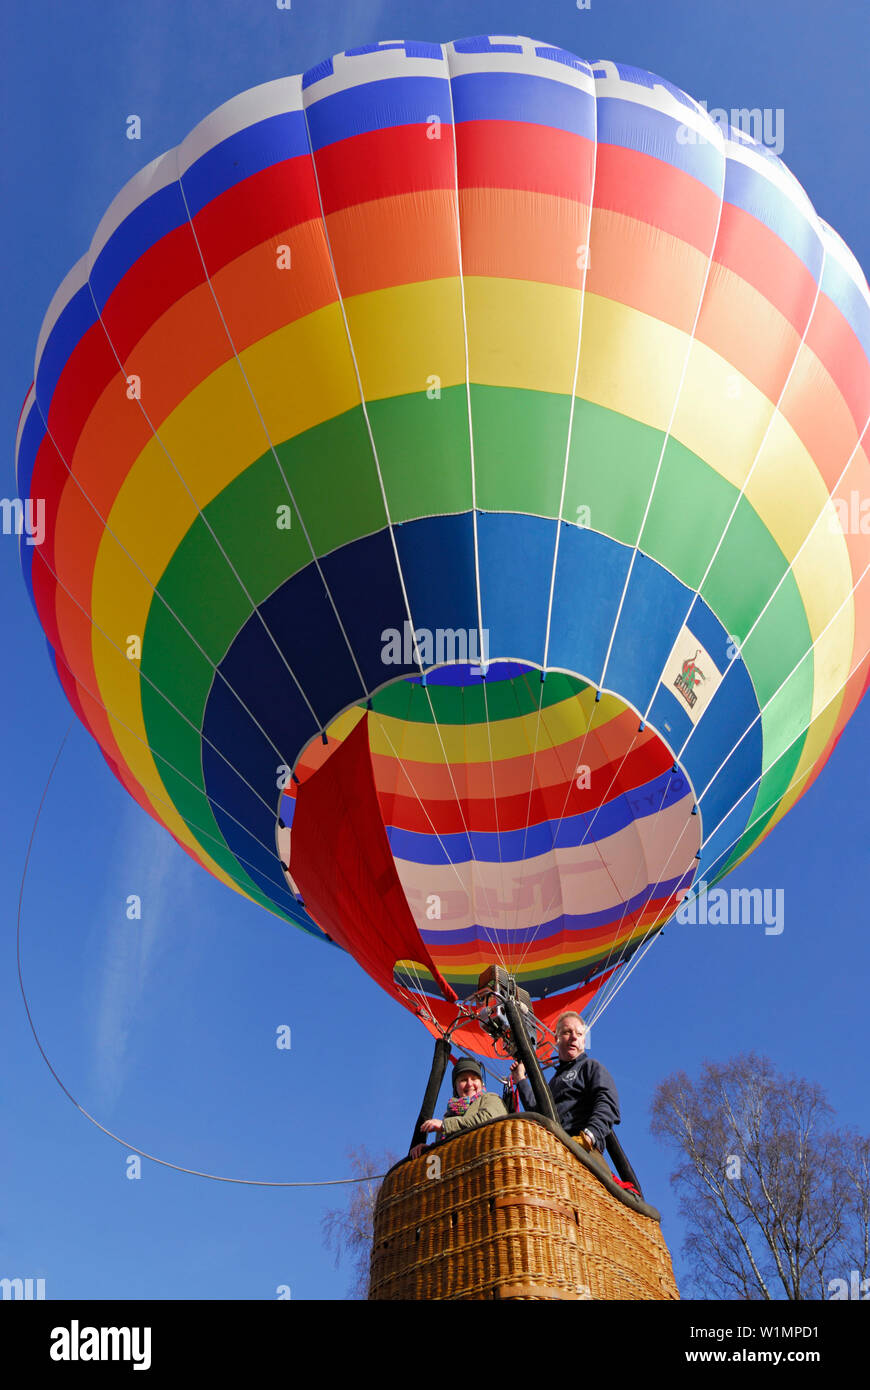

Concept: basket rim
[[390, 1113, 662, 1223]]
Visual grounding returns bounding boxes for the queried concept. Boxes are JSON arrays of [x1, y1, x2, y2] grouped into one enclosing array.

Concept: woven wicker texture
[[369, 1117, 679, 1300]]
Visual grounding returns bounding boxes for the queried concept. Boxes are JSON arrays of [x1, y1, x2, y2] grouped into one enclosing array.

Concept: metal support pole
[[409, 1036, 451, 1154], [605, 1130, 643, 1196], [503, 998, 558, 1126]]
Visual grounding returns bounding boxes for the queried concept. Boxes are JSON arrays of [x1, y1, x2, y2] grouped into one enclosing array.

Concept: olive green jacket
[[440, 1091, 507, 1137]]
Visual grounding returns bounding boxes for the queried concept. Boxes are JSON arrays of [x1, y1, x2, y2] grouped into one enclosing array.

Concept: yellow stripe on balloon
[[366, 688, 606, 764], [776, 689, 844, 816], [728, 683, 844, 869], [86, 622, 254, 894], [575, 294, 687, 429], [749, 412, 854, 646], [466, 276, 583, 394], [342, 278, 467, 400], [571, 296, 856, 651]]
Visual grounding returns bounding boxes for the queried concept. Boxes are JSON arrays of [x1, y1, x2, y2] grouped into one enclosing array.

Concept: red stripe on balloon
[[42, 321, 119, 461], [806, 293, 870, 435], [594, 143, 720, 254], [455, 120, 594, 200], [313, 122, 457, 216], [713, 200, 818, 339], [100, 222, 206, 363], [191, 156, 322, 275], [379, 741, 675, 836]]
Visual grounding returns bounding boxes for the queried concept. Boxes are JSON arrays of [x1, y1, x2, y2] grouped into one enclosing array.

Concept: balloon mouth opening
[[277, 660, 701, 1011]]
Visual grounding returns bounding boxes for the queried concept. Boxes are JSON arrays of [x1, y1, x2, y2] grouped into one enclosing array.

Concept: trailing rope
[[16, 724, 383, 1188]]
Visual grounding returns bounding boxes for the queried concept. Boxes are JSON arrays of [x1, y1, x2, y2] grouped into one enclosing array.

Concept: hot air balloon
[[16, 35, 870, 1299]]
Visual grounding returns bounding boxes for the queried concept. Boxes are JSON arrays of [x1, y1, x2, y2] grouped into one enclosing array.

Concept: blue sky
[[3, 0, 868, 1301]]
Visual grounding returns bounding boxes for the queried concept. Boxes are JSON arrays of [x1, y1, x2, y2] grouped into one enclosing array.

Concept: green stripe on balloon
[[142, 388, 811, 709], [139, 642, 274, 908], [137, 385, 814, 880], [369, 670, 587, 725]]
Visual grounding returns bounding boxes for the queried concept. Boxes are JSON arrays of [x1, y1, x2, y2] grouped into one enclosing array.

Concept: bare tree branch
[[651, 1054, 866, 1300], [321, 1147, 397, 1300]]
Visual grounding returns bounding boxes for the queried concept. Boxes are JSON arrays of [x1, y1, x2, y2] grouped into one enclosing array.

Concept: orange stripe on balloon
[[697, 259, 803, 404], [586, 207, 705, 336], [325, 191, 460, 297], [783, 354, 870, 494], [807, 293, 870, 433], [460, 186, 589, 288], [715, 200, 818, 338]]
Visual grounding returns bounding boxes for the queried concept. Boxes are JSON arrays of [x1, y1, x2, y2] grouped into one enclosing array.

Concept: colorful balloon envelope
[[17, 37, 870, 1051]]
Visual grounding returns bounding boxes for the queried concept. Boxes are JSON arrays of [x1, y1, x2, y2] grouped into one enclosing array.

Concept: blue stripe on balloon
[[205, 794, 325, 938], [303, 40, 442, 91], [385, 765, 691, 864], [15, 404, 46, 603], [304, 76, 451, 151], [35, 283, 98, 418], [820, 252, 870, 370], [450, 71, 595, 139], [597, 96, 724, 194], [394, 512, 480, 666], [323, 525, 431, 692], [547, 523, 632, 681], [684, 684, 763, 843], [343, 40, 442, 61], [201, 515, 761, 907], [182, 112, 311, 217], [697, 778, 763, 882], [89, 181, 190, 314], [302, 58, 334, 90], [648, 618, 763, 839], [605, 551, 695, 713], [252, 559, 367, 728], [407, 660, 535, 686], [452, 36, 525, 56], [641, 595, 736, 758], [15, 400, 43, 503], [591, 61, 698, 112], [723, 159, 824, 283], [477, 513, 554, 670]]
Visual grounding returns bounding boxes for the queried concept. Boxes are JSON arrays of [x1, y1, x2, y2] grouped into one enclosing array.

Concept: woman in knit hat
[[410, 1058, 507, 1158]]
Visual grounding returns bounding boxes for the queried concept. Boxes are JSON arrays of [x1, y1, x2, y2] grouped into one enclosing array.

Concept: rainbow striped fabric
[[16, 37, 870, 1038]]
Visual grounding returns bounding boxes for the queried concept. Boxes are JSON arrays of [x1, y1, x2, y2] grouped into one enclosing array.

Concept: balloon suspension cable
[[17, 726, 385, 1188], [406, 965, 555, 1153], [402, 962, 557, 1065]]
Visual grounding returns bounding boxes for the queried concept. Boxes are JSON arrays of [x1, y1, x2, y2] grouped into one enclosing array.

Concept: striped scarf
[[446, 1092, 482, 1116]]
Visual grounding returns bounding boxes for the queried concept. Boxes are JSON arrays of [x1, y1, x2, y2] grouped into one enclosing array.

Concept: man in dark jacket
[[511, 1012, 620, 1155]]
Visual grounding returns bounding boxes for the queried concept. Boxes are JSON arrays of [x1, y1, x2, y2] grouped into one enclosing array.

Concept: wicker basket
[[369, 1115, 679, 1300]]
